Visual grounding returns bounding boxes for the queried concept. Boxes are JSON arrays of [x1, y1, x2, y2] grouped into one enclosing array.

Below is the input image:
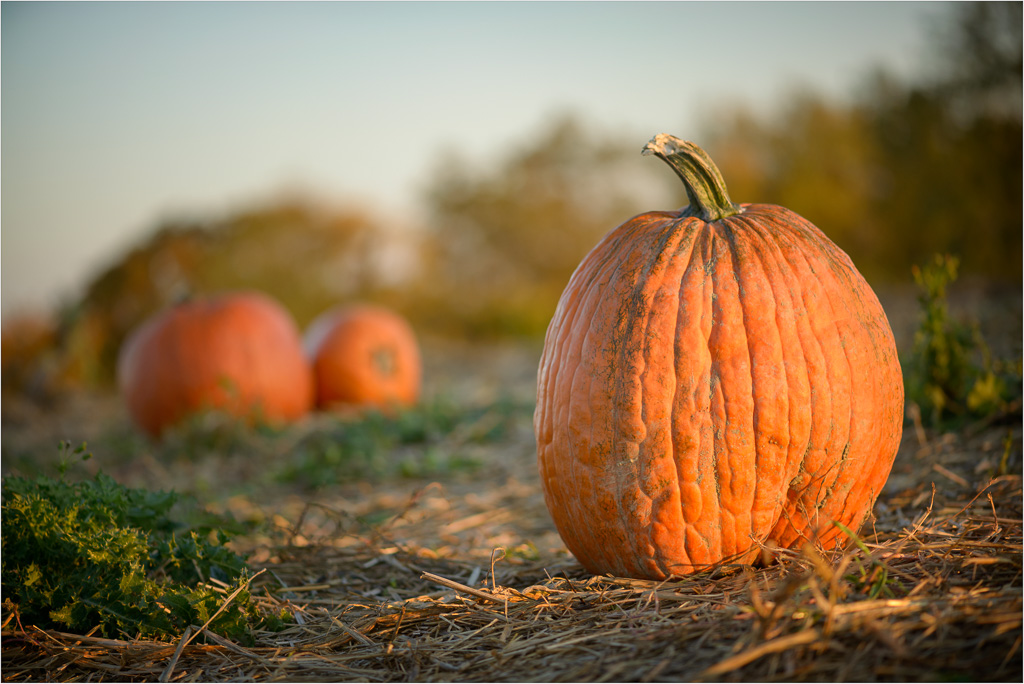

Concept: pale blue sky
[[2, 1, 949, 316]]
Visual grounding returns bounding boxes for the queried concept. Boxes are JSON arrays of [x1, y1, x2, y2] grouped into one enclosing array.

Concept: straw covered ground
[[3, 321, 1023, 682]]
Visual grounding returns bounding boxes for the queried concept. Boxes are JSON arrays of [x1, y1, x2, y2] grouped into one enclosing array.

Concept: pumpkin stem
[[642, 134, 742, 221]]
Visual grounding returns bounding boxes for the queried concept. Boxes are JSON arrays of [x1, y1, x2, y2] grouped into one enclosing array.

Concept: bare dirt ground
[[2, 285, 1021, 682]]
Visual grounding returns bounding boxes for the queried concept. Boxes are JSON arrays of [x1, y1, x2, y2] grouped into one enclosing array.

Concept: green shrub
[[1, 443, 283, 642], [904, 254, 1017, 426]]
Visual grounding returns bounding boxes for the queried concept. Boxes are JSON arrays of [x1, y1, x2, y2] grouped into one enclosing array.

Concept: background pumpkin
[[534, 134, 904, 580], [304, 304, 422, 411], [117, 291, 313, 438]]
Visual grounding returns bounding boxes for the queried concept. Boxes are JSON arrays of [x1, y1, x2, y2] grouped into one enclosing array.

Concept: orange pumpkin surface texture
[[305, 305, 421, 411], [118, 291, 313, 438], [534, 135, 904, 579]]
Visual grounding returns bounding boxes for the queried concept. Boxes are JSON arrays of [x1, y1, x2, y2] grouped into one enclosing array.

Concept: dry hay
[[3, 413, 1022, 682]]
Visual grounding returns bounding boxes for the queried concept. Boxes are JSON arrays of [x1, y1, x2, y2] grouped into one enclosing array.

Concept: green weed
[[1, 443, 285, 642], [833, 521, 900, 599], [904, 254, 1019, 427], [276, 397, 523, 488]]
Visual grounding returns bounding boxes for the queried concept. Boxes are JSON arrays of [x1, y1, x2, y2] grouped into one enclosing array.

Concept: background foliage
[[1, 3, 1019, 394]]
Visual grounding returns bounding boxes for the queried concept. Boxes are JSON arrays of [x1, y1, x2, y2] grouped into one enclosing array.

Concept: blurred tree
[[933, 1, 1022, 122], [864, 71, 1022, 281], [46, 200, 410, 389], [1, 313, 58, 400], [54, 224, 209, 388], [192, 201, 401, 325], [703, 3, 1022, 284], [701, 93, 881, 273], [418, 114, 674, 337]]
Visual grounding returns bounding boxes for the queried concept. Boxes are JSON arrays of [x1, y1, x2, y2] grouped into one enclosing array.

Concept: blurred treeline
[[2, 2, 1020, 396]]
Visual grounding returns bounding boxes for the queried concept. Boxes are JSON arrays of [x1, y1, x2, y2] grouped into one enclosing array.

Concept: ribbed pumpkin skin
[[118, 292, 313, 438], [305, 305, 421, 411], [535, 203, 904, 579]]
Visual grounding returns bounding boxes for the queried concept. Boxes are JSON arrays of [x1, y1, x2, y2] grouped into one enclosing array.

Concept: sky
[[1, 1, 951, 318]]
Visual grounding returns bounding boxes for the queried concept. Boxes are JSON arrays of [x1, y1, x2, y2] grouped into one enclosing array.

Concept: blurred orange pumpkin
[[117, 291, 313, 437], [304, 304, 421, 411]]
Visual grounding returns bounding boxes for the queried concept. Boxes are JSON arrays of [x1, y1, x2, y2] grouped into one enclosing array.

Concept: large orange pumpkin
[[118, 291, 313, 438], [535, 134, 904, 579], [304, 304, 421, 411]]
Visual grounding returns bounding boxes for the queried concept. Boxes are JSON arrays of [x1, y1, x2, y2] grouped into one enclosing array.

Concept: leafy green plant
[[276, 397, 523, 488], [1, 443, 284, 642], [904, 254, 1015, 426], [833, 521, 900, 599]]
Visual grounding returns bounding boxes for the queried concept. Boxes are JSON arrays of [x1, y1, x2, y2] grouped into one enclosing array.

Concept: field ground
[[2, 285, 1022, 682]]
